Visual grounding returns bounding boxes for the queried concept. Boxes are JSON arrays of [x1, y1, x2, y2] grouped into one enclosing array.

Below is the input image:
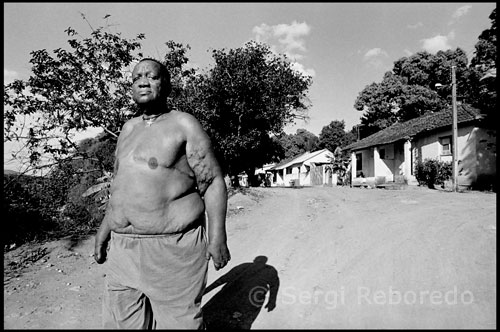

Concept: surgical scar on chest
[[148, 157, 158, 169]]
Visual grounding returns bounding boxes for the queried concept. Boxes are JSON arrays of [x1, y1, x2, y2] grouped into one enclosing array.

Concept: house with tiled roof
[[268, 148, 334, 186], [343, 104, 496, 189]]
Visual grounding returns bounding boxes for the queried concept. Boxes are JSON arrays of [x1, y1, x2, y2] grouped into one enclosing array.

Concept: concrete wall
[[412, 124, 496, 188]]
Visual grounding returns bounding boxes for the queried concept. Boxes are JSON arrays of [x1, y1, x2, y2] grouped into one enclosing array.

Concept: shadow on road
[[202, 255, 280, 329], [61, 232, 94, 251]]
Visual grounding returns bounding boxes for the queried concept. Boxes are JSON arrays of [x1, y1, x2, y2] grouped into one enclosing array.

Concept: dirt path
[[3, 186, 496, 329]]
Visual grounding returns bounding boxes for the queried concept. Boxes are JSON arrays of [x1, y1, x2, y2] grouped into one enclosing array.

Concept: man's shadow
[[202, 255, 279, 329]]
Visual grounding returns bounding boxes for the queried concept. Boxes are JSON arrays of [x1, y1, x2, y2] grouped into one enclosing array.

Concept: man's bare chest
[[118, 123, 186, 170]]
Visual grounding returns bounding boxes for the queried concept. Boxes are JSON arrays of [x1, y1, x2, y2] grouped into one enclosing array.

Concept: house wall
[[375, 144, 396, 182], [394, 142, 406, 180], [286, 166, 300, 185], [412, 124, 496, 188], [472, 127, 496, 189], [299, 164, 310, 185], [271, 167, 299, 186], [357, 142, 407, 183], [271, 150, 335, 187], [413, 125, 473, 163], [355, 149, 374, 177], [274, 169, 284, 186], [350, 122, 496, 189]]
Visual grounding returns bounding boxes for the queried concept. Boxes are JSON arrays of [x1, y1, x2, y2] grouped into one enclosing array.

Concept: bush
[[3, 174, 59, 246], [414, 158, 452, 189]]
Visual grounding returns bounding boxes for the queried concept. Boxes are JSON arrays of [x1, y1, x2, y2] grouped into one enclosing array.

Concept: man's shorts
[[102, 224, 208, 329]]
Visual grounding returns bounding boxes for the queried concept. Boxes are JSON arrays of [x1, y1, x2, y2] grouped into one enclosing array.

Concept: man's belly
[[107, 187, 206, 235]]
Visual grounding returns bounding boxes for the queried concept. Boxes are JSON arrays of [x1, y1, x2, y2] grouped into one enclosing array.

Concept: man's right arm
[[94, 212, 112, 264], [93, 119, 134, 264]]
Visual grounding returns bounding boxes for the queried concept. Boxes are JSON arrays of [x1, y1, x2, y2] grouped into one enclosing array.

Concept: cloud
[[253, 21, 311, 59], [420, 32, 454, 53], [449, 5, 472, 25], [4, 69, 19, 84], [363, 48, 389, 69], [403, 49, 413, 57], [364, 48, 389, 59], [252, 21, 314, 76], [407, 22, 423, 29], [290, 62, 316, 78], [452, 5, 472, 20]]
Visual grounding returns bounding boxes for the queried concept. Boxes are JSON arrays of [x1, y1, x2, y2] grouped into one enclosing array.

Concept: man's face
[[131, 60, 165, 105]]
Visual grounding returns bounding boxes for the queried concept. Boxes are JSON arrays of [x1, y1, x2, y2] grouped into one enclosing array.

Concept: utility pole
[[451, 65, 458, 192]]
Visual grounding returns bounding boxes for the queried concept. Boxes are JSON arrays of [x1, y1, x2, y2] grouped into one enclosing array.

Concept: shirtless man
[[93, 58, 230, 329]]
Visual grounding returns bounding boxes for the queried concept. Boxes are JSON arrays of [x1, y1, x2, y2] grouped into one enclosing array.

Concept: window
[[286, 167, 292, 174], [379, 148, 386, 159], [440, 137, 451, 155]]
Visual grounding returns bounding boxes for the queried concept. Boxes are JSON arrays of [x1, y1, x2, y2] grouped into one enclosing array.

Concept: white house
[[344, 104, 496, 190], [268, 149, 335, 187]]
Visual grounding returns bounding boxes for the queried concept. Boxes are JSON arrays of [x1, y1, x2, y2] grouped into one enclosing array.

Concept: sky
[[3, 2, 496, 171]]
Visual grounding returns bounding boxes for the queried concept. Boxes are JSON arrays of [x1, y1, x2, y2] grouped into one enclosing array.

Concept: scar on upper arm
[[187, 145, 216, 195]]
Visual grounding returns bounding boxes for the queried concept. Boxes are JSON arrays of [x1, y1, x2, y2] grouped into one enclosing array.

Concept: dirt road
[[3, 186, 496, 329]]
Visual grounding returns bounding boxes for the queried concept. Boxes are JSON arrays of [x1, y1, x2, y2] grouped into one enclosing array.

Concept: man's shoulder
[[170, 110, 202, 128], [170, 109, 196, 120], [120, 116, 141, 134]]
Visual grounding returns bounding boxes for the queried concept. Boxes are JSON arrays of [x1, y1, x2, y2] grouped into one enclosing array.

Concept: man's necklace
[[142, 113, 164, 127]]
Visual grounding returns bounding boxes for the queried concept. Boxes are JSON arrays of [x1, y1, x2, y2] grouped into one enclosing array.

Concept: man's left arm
[[184, 114, 230, 271]]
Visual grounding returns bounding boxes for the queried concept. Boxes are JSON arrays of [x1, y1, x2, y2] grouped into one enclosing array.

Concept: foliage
[[276, 129, 319, 160], [325, 146, 352, 186], [3, 174, 54, 246], [4, 170, 77, 247], [3, 15, 144, 247], [67, 136, 115, 221], [414, 158, 452, 189], [174, 41, 313, 179], [469, 8, 497, 124], [319, 121, 355, 186], [354, 42, 492, 137], [354, 52, 458, 137], [4, 14, 144, 178], [470, 9, 496, 72], [317, 120, 356, 153], [3, 134, 116, 248]]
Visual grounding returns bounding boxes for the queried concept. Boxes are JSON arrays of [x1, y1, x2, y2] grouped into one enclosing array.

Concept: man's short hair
[[137, 58, 172, 97]]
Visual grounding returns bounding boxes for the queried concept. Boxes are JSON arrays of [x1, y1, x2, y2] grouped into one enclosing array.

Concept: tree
[[4, 14, 144, 180], [470, 9, 496, 72], [182, 41, 313, 182], [355, 9, 496, 137], [317, 120, 356, 153], [468, 8, 497, 124], [392, 49, 469, 91], [325, 146, 352, 186], [354, 49, 471, 137], [317, 120, 355, 186], [277, 129, 319, 160], [3, 15, 146, 244]]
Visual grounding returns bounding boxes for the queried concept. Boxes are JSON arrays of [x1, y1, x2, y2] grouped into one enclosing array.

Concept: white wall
[[415, 125, 475, 163], [374, 144, 396, 181], [412, 124, 496, 186]]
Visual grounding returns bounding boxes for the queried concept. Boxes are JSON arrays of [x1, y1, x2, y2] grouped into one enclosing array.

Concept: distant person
[[93, 58, 230, 329]]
